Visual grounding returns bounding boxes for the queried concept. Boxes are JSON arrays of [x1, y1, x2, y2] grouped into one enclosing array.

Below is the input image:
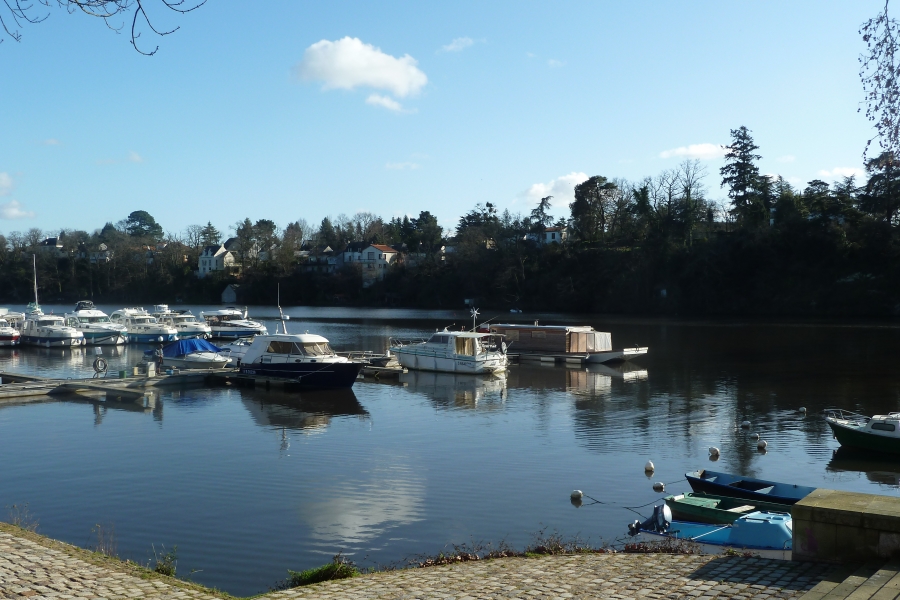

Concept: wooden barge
[[489, 323, 647, 364]]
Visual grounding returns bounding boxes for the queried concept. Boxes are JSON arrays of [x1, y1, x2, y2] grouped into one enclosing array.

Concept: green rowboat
[[825, 409, 900, 455], [664, 492, 792, 524]]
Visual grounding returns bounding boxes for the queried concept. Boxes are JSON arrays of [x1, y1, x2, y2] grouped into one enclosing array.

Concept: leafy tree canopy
[[125, 210, 163, 240]]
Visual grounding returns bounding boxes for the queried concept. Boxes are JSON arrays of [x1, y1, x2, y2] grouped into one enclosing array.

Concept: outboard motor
[[627, 503, 672, 536]]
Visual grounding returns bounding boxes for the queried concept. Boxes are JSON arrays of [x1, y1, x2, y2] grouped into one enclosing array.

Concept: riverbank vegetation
[[4, 128, 900, 316]]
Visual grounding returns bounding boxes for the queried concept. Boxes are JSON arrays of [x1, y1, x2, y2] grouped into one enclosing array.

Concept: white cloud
[[295, 37, 427, 98], [441, 37, 473, 52], [0, 173, 12, 197], [777, 155, 795, 163], [366, 94, 404, 112], [128, 151, 144, 163], [818, 167, 865, 180], [547, 59, 565, 68], [385, 162, 420, 170], [659, 143, 726, 160], [520, 172, 589, 206], [41, 139, 61, 146], [0, 200, 34, 220]]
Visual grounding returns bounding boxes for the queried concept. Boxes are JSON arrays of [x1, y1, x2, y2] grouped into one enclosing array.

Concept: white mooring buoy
[[644, 460, 655, 472], [758, 440, 768, 450], [708, 447, 720, 457], [571, 490, 583, 500], [652, 482, 665, 493]]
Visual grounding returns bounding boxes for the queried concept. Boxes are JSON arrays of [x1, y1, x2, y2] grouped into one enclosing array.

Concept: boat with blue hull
[[65, 301, 127, 345], [109, 308, 178, 344], [628, 504, 793, 560], [685, 470, 815, 505]]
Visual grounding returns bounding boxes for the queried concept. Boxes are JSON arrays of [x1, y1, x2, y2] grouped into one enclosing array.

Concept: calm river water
[[1, 305, 899, 596]]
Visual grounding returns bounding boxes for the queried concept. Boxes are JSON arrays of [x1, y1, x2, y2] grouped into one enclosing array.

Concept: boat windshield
[[265, 341, 334, 356], [133, 317, 154, 324], [79, 316, 110, 323], [175, 316, 197, 323], [427, 334, 451, 344], [38, 319, 61, 326]]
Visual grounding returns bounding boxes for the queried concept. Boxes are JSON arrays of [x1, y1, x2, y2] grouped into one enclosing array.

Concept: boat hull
[[81, 331, 127, 345], [585, 347, 649, 363], [685, 470, 815, 505], [209, 328, 266, 340], [827, 419, 900, 454], [0, 335, 20, 346], [393, 348, 507, 374], [634, 531, 791, 560], [128, 333, 178, 344], [239, 362, 363, 389], [21, 335, 83, 347], [163, 355, 229, 369]]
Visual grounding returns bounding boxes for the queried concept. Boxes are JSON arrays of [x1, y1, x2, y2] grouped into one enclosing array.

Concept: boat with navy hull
[[627, 504, 793, 560], [238, 333, 363, 388], [824, 408, 900, 455], [65, 301, 127, 345], [685, 470, 815, 505]]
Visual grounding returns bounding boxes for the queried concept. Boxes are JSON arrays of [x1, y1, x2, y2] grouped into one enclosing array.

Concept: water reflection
[[827, 447, 900, 487], [67, 391, 163, 426], [400, 370, 507, 410], [241, 389, 369, 431]]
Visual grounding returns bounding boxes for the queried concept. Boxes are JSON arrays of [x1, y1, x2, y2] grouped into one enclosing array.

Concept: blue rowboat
[[685, 469, 815, 505]]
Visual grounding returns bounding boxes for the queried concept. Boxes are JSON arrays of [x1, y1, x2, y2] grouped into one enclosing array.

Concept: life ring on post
[[92, 356, 108, 374]]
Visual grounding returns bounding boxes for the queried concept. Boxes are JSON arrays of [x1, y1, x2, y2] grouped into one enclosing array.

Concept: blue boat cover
[[162, 338, 221, 357]]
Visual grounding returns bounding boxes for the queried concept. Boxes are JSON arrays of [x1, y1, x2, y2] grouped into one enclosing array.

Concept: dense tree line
[[4, 126, 900, 316]]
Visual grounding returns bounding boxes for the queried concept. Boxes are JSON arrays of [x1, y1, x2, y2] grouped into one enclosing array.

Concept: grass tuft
[[274, 553, 360, 589]]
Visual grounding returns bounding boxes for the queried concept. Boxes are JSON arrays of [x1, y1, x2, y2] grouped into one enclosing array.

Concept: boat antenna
[[277, 283, 289, 334]]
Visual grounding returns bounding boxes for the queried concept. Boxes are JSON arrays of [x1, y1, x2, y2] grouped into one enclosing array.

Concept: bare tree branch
[[860, 0, 900, 159], [0, 0, 205, 54]]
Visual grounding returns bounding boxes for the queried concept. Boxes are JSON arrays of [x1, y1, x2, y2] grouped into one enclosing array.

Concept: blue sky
[[0, 1, 883, 238]]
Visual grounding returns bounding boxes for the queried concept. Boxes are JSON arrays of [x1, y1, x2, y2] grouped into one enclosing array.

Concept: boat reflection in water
[[507, 362, 648, 396], [67, 390, 163, 427], [241, 388, 369, 432], [827, 446, 900, 487], [400, 370, 507, 410]]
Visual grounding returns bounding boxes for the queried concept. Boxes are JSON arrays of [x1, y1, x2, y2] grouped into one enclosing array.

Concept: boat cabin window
[[265, 341, 335, 356], [428, 334, 450, 344], [134, 317, 153, 324], [266, 341, 295, 354], [872, 422, 896, 432], [455, 337, 478, 356], [38, 319, 58, 326], [79, 316, 110, 323]]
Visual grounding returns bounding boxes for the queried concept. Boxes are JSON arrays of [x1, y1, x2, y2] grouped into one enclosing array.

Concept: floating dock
[[0, 370, 230, 402], [508, 348, 647, 365]]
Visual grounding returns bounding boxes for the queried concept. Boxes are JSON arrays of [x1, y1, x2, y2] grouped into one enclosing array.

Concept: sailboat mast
[[32, 254, 38, 305]]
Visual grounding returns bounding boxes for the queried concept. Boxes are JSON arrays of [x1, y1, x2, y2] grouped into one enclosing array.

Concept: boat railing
[[823, 408, 870, 423], [389, 337, 428, 348]]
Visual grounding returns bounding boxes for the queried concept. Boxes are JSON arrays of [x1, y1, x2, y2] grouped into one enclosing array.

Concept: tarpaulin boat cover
[[162, 338, 222, 357]]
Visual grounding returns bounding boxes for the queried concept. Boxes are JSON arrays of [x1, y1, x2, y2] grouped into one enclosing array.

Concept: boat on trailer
[[488, 322, 647, 363], [824, 408, 900, 455], [627, 504, 792, 560], [685, 470, 815, 505], [390, 330, 508, 374]]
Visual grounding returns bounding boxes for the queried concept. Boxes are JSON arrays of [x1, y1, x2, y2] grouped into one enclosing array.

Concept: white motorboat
[[64, 300, 127, 345], [20, 303, 84, 347], [144, 339, 230, 369], [218, 337, 254, 366], [489, 323, 647, 363], [390, 330, 508, 374], [0, 309, 23, 346], [151, 305, 212, 339], [201, 307, 267, 339], [109, 307, 178, 344]]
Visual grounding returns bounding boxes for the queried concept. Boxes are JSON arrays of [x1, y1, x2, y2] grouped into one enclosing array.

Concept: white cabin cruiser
[[201, 307, 267, 339], [109, 307, 178, 344], [20, 303, 84, 347], [390, 330, 508, 374], [218, 337, 254, 366], [64, 300, 127, 345], [0, 309, 23, 346], [151, 305, 212, 339], [239, 332, 363, 388]]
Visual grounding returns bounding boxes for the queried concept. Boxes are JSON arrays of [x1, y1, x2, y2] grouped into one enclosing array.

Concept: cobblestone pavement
[[0, 526, 836, 600]]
